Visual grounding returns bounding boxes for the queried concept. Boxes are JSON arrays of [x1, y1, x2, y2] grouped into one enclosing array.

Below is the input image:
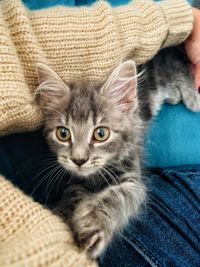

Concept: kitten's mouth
[[76, 165, 99, 176], [59, 161, 101, 177], [58, 157, 104, 177], [71, 164, 101, 177]]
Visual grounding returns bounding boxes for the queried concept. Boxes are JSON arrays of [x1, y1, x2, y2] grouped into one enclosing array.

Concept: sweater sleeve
[[114, 0, 193, 64], [0, 0, 193, 135], [158, 0, 193, 48], [0, 175, 97, 267], [28, 0, 193, 74]]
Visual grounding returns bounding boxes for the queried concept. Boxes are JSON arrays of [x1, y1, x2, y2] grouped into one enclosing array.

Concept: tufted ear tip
[[120, 60, 136, 69], [35, 62, 70, 109], [101, 60, 138, 113], [35, 62, 57, 85]]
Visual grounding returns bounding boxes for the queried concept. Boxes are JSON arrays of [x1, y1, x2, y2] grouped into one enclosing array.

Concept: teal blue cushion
[[144, 104, 200, 167], [22, 0, 75, 9], [22, 0, 200, 167]]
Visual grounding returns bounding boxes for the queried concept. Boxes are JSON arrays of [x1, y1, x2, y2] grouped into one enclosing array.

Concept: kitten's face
[[36, 61, 138, 178], [44, 105, 127, 177]]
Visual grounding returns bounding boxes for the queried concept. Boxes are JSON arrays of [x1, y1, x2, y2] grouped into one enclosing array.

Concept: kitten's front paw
[[71, 200, 112, 259], [53, 184, 89, 219], [182, 86, 200, 112]]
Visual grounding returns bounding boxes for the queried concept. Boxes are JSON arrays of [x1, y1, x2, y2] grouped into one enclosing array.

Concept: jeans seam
[[122, 233, 161, 267]]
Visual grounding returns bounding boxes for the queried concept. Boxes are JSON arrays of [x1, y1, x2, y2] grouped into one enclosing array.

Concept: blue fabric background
[[22, 0, 200, 167]]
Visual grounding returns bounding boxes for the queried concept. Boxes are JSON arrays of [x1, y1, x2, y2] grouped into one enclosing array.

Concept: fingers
[[184, 8, 200, 89], [194, 63, 200, 89]]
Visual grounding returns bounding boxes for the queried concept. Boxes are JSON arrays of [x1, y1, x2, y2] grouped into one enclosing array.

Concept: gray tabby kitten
[[36, 47, 200, 259]]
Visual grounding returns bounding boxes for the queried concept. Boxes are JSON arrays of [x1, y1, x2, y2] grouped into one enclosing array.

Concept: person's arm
[[29, 0, 193, 70], [0, 175, 97, 267], [2, 0, 193, 83], [0, 0, 193, 135], [114, 0, 193, 63]]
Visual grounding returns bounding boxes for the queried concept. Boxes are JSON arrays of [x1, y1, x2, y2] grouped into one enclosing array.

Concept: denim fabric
[[98, 165, 200, 267]]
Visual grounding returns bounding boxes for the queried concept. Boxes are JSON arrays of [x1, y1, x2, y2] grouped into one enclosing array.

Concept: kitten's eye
[[93, 127, 110, 142], [56, 127, 71, 142]]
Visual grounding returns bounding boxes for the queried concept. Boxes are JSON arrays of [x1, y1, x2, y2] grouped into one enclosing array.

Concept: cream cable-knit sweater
[[0, 0, 193, 266]]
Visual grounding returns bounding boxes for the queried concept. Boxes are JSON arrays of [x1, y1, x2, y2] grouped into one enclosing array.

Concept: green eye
[[56, 127, 71, 142], [93, 127, 110, 142]]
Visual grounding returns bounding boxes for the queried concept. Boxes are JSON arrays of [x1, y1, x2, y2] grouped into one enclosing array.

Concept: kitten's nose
[[71, 158, 88, 166]]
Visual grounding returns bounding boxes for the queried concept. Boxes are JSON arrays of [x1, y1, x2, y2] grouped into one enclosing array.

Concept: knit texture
[[0, 175, 97, 267], [0, 0, 192, 135]]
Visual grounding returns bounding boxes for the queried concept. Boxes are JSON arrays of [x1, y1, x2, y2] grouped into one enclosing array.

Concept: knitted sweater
[[0, 0, 193, 266], [0, 0, 192, 135], [0, 175, 97, 267]]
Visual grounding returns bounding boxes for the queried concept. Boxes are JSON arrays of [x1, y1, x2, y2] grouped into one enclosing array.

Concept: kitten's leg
[[52, 184, 91, 220], [177, 81, 200, 112], [163, 71, 200, 112], [164, 85, 182, 105], [70, 174, 146, 259], [163, 79, 200, 112], [153, 48, 200, 112]]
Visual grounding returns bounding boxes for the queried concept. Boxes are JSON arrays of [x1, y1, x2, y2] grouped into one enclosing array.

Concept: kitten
[[36, 47, 200, 259]]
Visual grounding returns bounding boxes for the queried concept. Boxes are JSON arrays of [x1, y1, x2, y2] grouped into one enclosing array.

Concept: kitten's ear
[[101, 60, 138, 113], [35, 62, 69, 106]]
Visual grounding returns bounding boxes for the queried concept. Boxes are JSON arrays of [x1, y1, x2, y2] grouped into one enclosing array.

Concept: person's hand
[[184, 7, 200, 89]]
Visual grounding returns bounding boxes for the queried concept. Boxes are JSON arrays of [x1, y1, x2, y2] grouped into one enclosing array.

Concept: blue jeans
[[99, 165, 200, 267], [0, 132, 200, 266]]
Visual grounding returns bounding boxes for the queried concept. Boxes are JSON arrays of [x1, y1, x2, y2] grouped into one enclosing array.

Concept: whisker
[[45, 165, 64, 204], [104, 166, 121, 184], [67, 173, 73, 185], [55, 167, 68, 194], [102, 166, 119, 185], [106, 163, 126, 174], [43, 164, 62, 200], [98, 169, 111, 186], [30, 163, 60, 197], [31, 161, 59, 182], [24, 157, 57, 172], [30, 170, 53, 197]]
